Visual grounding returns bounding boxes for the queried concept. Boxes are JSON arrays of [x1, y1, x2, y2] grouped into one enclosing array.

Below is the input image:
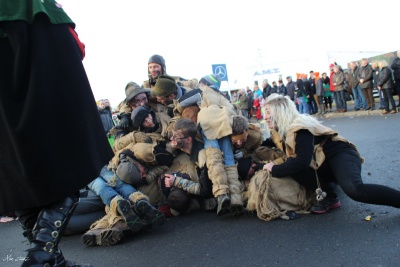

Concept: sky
[[61, 0, 398, 108]]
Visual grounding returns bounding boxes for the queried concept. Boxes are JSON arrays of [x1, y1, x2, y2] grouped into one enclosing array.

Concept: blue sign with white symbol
[[212, 64, 228, 81]]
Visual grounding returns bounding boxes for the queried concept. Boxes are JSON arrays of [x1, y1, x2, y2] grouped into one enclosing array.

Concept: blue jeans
[[336, 90, 347, 110], [352, 86, 367, 109], [298, 96, 309, 114], [332, 91, 339, 110], [201, 130, 235, 166], [241, 109, 249, 119], [378, 89, 386, 108], [88, 165, 137, 206], [309, 94, 318, 114]]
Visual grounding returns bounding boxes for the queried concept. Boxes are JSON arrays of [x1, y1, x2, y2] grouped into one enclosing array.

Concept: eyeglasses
[[170, 135, 188, 141], [131, 97, 147, 106]]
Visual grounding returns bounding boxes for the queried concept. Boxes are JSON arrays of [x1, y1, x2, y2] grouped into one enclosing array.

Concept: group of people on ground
[[2, 3, 400, 266]]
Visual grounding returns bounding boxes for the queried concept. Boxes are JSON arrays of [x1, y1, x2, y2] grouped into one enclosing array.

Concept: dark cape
[[0, 14, 113, 213]]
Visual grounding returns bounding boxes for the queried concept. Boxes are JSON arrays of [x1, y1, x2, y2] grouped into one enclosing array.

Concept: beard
[[171, 139, 186, 150]]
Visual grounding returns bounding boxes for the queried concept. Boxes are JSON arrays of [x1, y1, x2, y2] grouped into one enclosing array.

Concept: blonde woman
[[378, 60, 397, 114], [262, 94, 400, 214]]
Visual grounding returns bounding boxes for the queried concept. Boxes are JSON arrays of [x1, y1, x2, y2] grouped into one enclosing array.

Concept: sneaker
[[310, 198, 341, 214], [354, 108, 360, 111]]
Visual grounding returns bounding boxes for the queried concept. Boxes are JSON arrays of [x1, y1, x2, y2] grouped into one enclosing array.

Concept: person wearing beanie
[[151, 75, 185, 106], [130, 105, 172, 139], [175, 75, 244, 216], [143, 54, 198, 94], [231, 115, 264, 160], [147, 54, 167, 86]]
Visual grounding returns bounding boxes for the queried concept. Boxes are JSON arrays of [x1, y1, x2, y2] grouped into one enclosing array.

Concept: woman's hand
[[263, 162, 275, 172]]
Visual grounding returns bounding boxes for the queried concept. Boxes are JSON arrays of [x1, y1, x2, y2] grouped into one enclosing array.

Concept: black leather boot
[[21, 195, 91, 267]]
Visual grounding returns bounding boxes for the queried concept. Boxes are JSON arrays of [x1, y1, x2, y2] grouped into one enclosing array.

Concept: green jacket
[[0, 0, 74, 37]]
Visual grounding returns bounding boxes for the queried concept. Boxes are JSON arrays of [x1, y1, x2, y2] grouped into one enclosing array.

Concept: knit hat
[[130, 106, 153, 129], [237, 157, 253, 180], [199, 74, 221, 90], [151, 75, 177, 97], [329, 63, 335, 69], [148, 54, 166, 74], [125, 82, 151, 104]]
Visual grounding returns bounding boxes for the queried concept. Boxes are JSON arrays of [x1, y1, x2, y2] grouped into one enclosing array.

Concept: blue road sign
[[212, 64, 228, 81]]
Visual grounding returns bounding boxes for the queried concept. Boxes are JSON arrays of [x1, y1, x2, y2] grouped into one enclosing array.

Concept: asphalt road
[[1, 113, 400, 267]]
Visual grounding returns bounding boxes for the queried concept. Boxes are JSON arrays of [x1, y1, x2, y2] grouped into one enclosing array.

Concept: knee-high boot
[[205, 147, 231, 216], [21, 195, 91, 267], [225, 165, 244, 215]]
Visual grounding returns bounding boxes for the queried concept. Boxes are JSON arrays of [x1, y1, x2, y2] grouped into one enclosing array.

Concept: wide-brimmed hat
[[125, 82, 151, 104]]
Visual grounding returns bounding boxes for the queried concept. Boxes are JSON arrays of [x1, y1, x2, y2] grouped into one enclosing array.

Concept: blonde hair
[[370, 61, 378, 69], [264, 94, 322, 139], [378, 59, 388, 69]]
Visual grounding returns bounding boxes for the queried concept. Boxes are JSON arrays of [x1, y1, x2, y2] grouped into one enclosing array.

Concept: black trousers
[[291, 149, 400, 207]]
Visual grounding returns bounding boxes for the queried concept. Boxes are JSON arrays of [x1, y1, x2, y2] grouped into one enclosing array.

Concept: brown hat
[[151, 75, 177, 97], [125, 82, 151, 104], [116, 156, 142, 186]]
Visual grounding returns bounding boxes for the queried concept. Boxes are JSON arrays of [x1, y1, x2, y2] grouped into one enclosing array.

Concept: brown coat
[[197, 86, 236, 140]]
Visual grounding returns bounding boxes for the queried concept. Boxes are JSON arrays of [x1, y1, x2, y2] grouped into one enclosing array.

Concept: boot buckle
[[54, 220, 62, 228], [43, 242, 55, 252], [51, 231, 59, 238]]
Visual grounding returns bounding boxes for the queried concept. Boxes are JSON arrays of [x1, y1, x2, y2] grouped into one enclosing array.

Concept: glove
[[233, 150, 244, 160], [118, 113, 131, 130]]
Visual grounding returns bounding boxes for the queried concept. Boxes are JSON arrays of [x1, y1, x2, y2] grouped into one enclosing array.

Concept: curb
[[321, 108, 399, 119]]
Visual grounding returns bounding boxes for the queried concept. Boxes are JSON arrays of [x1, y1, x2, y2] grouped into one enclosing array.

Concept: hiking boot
[[81, 228, 103, 246], [217, 194, 231, 216], [136, 199, 166, 227], [116, 198, 143, 232], [310, 198, 341, 214], [97, 221, 127, 246]]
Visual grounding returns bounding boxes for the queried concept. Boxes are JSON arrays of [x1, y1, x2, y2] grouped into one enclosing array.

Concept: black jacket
[[391, 56, 400, 81], [378, 67, 394, 89]]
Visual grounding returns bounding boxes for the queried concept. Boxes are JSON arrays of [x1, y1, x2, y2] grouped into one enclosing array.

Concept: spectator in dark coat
[[99, 99, 115, 134], [390, 50, 400, 107]]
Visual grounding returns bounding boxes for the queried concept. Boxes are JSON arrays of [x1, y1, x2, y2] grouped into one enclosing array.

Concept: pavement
[[322, 104, 399, 119], [1, 102, 400, 267]]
